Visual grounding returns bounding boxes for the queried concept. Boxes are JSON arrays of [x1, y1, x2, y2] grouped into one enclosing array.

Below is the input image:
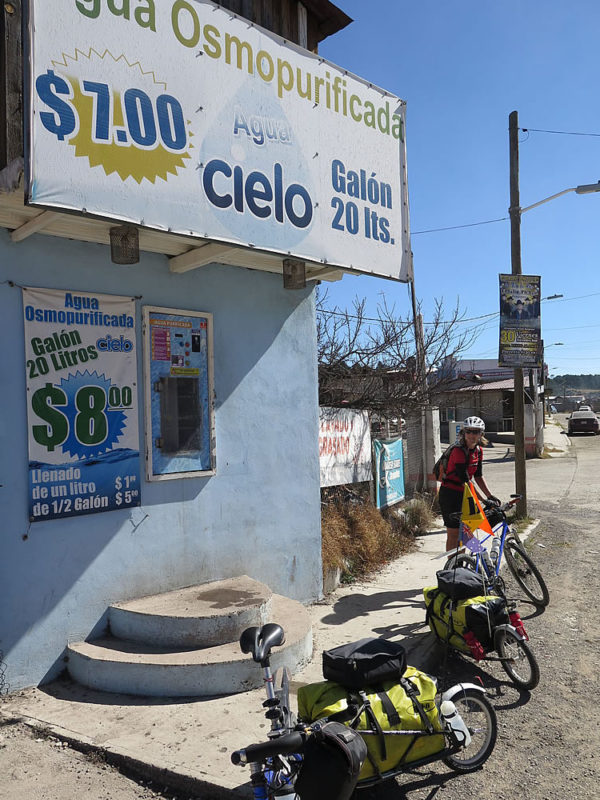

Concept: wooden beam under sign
[[11, 210, 61, 242], [306, 266, 343, 282], [169, 242, 239, 273]]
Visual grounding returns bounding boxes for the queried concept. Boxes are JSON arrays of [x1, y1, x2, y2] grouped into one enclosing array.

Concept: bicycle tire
[[441, 689, 497, 773], [504, 539, 550, 607], [494, 627, 540, 690], [443, 553, 478, 572]]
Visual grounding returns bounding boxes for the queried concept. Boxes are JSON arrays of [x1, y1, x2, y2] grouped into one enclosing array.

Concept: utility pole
[[509, 110, 527, 517], [409, 267, 429, 492]]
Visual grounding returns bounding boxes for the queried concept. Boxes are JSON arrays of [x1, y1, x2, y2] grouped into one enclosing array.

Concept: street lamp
[[509, 110, 600, 517], [521, 183, 600, 214]]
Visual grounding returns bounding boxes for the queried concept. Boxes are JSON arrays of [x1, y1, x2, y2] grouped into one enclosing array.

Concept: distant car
[[578, 405, 592, 411], [568, 410, 600, 435]]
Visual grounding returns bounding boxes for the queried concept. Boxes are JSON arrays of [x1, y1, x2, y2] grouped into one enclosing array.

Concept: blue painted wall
[[0, 227, 322, 690]]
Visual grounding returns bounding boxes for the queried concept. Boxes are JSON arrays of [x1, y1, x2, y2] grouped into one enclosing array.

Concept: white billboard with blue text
[[26, 0, 411, 281]]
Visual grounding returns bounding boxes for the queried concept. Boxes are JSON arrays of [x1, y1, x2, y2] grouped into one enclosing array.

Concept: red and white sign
[[319, 407, 372, 487]]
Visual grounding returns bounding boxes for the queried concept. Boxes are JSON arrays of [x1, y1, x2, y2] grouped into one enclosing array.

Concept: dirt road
[[369, 427, 600, 799], [2, 425, 598, 799], [0, 716, 195, 800]]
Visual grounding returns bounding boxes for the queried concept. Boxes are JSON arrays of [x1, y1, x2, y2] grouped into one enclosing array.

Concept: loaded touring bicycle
[[231, 624, 498, 799]]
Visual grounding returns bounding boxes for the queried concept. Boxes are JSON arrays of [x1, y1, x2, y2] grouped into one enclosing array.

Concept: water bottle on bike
[[440, 700, 471, 747]]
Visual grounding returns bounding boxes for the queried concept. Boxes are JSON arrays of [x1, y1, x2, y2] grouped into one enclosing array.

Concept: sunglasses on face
[[464, 429, 482, 435]]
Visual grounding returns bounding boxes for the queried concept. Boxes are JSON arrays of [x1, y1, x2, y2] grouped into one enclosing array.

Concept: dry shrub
[[321, 495, 419, 583], [347, 503, 392, 573], [321, 502, 350, 572], [401, 494, 438, 536]]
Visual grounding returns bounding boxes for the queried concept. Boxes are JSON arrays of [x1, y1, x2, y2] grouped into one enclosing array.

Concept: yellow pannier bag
[[297, 666, 445, 779], [423, 585, 508, 652]]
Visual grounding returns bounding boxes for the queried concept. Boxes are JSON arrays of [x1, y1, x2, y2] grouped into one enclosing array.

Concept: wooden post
[[1, 1, 23, 170], [509, 110, 527, 517], [283, 258, 306, 289]]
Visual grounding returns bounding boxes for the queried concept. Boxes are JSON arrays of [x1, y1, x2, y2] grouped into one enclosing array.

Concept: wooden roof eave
[[0, 180, 344, 284]]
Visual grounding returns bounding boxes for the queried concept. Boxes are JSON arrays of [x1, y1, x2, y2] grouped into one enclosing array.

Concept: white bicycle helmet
[[463, 416, 485, 431]]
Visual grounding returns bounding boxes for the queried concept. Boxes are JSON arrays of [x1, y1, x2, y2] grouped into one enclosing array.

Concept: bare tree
[[317, 289, 478, 417]]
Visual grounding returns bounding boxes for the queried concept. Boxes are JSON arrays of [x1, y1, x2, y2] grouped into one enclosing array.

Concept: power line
[[319, 287, 600, 327], [521, 126, 600, 138], [412, 216, 508, 235], [316, 306, 498, 326]]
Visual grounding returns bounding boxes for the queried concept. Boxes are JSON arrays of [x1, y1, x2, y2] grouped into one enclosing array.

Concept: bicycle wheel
[[504, 539, 550, 607], [441, 689, 497, 773], [494, 627, 540, 690], [443, 553, 477, 572]]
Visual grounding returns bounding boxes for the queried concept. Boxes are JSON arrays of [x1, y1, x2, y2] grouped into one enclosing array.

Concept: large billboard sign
[[498, 274, 541, 368], [25, 0, 411, 281]]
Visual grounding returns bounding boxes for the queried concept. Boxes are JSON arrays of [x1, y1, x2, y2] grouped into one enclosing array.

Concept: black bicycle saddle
[[239, 623, 286, 663]]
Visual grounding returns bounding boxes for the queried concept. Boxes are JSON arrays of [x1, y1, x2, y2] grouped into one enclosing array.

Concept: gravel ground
[[0, 719, 196, 800], [2, 433, 598, 800], [363, 499, 600, 799]]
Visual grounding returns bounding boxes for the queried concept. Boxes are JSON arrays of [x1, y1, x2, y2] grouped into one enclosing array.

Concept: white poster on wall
[[23, 287, 140, 521], [26, 0, 411, 281], [319, 407, 372, 487]]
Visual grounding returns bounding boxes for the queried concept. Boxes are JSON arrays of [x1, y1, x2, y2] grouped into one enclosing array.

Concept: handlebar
[[448, 494, 521, 526], [231, 730, 307, 765], [482, 495, 521, 513]]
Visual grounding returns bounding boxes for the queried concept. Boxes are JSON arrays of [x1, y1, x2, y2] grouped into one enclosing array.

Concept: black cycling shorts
[[438, 485, 463, 528]]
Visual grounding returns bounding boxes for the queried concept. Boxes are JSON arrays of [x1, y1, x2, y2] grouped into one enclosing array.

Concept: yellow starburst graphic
[[52, 49, 192, 184]]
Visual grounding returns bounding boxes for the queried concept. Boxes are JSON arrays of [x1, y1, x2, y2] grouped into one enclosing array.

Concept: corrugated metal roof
[[450, 376, 531, 392], [455, 378, 515, 391]]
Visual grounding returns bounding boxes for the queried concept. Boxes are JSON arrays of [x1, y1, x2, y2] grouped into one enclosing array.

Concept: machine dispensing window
[[158, 376, 202, 453], [143, 306, 215, 480]]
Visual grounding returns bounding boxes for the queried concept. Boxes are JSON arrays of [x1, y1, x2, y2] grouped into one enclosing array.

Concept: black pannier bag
[[322, 637, 407, 688], [294, 721, 367, 800], [436, 567, 485, 600], [464, 596, 509, 649]]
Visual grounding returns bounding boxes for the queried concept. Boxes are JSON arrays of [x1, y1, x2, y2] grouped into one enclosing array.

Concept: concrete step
[[109, 575, 273, 648], [66, 594, 312, 697]]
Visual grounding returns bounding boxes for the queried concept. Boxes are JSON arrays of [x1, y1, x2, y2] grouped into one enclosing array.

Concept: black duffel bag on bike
[[322, 638, 407, 688], [294, 721, 367, 800], [436, 567, 486, 600]]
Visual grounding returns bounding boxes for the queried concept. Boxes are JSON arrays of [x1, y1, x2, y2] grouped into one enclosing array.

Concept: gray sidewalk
[[0, 528, 451, 799], [0, 419, 568, 799]]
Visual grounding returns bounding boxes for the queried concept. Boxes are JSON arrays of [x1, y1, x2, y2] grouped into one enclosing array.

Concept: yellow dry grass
[[321, 495, 433, 582]]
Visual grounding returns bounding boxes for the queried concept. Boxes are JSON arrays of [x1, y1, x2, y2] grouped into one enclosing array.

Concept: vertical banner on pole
[[374, 437, 405, 509], [499, 274, 541, 367], [23, 287, 141, 521]]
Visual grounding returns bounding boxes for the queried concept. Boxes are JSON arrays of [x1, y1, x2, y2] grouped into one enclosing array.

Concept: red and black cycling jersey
[[440, 444, 483, 492]]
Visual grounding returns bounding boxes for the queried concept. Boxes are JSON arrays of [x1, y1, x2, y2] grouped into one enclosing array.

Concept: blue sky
[[319, 1, 600, 377]]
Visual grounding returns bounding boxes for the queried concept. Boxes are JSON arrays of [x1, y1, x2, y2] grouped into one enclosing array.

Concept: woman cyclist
[[437, 416, 500, 551]]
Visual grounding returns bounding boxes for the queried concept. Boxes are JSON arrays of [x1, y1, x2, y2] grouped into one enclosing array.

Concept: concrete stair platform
[[109, 574, 273, 648], [66, 586, 312, 697]]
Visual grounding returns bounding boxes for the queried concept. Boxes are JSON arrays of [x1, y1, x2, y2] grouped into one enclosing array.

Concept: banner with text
[[23, 287, 140, 521], [26, 0, 410, 281], [373, 437, 405, 509], [319, 407, 372, 487], [498, 274, 541, 368]]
